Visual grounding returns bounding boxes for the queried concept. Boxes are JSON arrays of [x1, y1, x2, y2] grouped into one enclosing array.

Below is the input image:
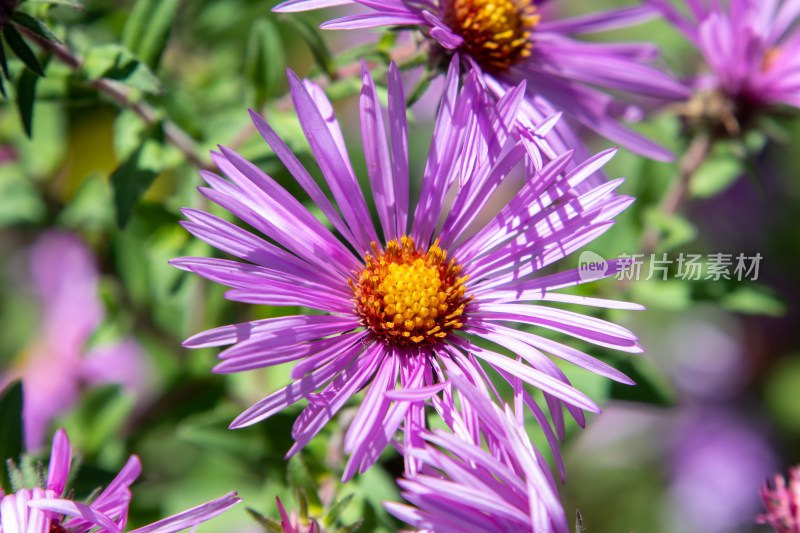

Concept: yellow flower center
[[350, 236, 470, 345], [445, 0, 540, 71]]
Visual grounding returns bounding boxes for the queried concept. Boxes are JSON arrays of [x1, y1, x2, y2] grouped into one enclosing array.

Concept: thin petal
[[127, 493, 241, 533]]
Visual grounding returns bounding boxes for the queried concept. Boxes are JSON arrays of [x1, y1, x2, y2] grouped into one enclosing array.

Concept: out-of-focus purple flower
[[0, 428, 241, 533], [273, 0, 689, 161], [0, 231, 148, 449], [172, 58, 640, 481], [384, 374, 568, 533], [651, 0, 800, 131], [757, 464, 800, 533], [669, 408, 776, 533], [0, 145, 16, 165]]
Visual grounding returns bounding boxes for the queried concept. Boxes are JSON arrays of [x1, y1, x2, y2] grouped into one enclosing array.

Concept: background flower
[[274, 0, 689, 161], [0, 231, 148, 449], [651, 0, 800, 134]]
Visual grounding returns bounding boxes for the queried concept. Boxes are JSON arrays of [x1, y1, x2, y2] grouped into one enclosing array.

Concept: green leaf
[[763, 354, 800, 435], [246, 17, 284, 107], [296, 488, 309, 522], [0, 381, 24, 494], [121, 0, 179, 69], [0, 40, 9, 80], [643, 209, 697, 252], [630, 279, 693, 311], [336, 520, 364, 533], [283, 16, 334, 77], [10, 12, 61, 44], [245, 507, 284, 532], [83, 44, 163, 94], [287, 455, 320, 508], [2, 23, 44, 76], [377, 32, 397, 56], [325, 76, 363, 101], [406, 68, 434, 106], [60, 385, 135, 457], [689, 154, 742, 198], [111, 135, 164, 227], [16, 66, 39, 138], [325, 494, 355, 527], [720, 284, 787, 317]]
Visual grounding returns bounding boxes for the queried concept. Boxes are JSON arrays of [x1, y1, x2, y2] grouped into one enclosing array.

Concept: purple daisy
[[172, 58, 642, 482], [650, 0, 800, 133], [0, 428, 241, 533], [273, 0, 689, 161], [384, 374, 568, 533]]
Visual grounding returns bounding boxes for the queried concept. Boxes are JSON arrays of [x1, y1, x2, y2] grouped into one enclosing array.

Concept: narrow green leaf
[[689, 153, 742, 198], [336, 519, 364, 533], [122, 0, 179, 69], [111, 136, 164, 227], [324, 494, 354, 527], [376, 32, 396, 58], [16, 66, 39, 138], [286, 455, 321, 509], [0, 39, 10, 80], [721, 285, 787, 317], [245, 508, 284, 533], [296, 488, 309, 521], [246, 17, 284, 107], [283, 16, 334, 77], [2, 24, 44, 76], [406, 68, 434, 107], [11, 13, 61, 44], [83, 44, 162, 94], [0, 380, 24, 494]]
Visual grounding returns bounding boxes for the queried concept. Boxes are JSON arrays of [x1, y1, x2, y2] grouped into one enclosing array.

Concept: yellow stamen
[[350, 236, 472, 346], [445, 0, 539, 71]]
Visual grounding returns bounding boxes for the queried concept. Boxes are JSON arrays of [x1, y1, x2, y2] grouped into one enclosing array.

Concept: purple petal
[[46, 429, 71, 496], [30, 499, 121, 533], [127, 492, 241, 533]]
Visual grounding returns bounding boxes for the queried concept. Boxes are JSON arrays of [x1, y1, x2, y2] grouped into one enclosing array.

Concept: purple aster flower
[[273, 0, 689, 161], [651, 0, 800, 133], [0, 428, 241, 533], [384, 374, 568, 533], [757, 465, 800, 533], [172, 58, 642, 482], [0, 231, 148, 450]]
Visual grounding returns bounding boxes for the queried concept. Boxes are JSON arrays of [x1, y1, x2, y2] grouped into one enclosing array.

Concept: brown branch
[[640, 133, 712, 255], [19, 25, 212, 170]]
